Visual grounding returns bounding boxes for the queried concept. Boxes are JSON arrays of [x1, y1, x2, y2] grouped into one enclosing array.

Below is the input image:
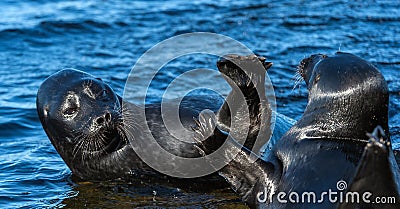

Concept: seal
[[36, 55, 294, 181], [194, 52, 400, 208]]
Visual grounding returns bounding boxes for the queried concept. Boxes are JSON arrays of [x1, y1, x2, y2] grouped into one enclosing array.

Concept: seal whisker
[[79, 137, 90, 161], [120, 123, 137, 142], [72, 131, 89, 160], [291, 70, 304, 91]]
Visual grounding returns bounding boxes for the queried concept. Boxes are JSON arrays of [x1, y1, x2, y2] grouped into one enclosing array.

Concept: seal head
[[37, 69, 127, 178], [297, 51, 389, 139]]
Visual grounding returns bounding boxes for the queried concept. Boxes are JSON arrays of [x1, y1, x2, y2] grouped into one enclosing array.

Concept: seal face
[[195, 52, 400, 208], [37, 69, 131, 178], [37, 69, 123, 155]]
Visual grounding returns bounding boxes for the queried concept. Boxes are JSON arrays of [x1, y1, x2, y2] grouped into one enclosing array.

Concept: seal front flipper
[[216, 54, 273, 152], [338, 126, 400, 209], [194, 110, 279, 208]]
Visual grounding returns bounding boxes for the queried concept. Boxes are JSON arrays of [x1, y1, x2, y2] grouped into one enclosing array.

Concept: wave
[[0, 19, 116, 37]]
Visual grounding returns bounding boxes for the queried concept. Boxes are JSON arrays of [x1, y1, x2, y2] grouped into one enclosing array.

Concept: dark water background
[[0, 0, 399, 208]]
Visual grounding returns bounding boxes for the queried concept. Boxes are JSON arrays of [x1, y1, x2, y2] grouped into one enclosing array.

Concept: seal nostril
[[96, 117, 105, 125], [105, 113, 111, 122]]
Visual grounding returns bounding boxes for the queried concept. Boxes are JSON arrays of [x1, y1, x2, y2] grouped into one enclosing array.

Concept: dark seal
[[195, 52, 400, 208], [36, 55, 293, 181]]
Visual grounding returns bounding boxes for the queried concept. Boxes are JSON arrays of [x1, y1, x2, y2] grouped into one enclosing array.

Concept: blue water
[[0, 0, 399, 208]]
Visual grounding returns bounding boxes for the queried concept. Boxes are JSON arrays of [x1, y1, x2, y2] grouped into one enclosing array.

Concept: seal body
[[37, 55, 294, 181], [195, 52, 400, 208]]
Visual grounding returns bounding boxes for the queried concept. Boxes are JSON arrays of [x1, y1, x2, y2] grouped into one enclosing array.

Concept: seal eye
[[63, 94, 80, 117], [64, 106, 78, 116], [99, 89, 112, 102]]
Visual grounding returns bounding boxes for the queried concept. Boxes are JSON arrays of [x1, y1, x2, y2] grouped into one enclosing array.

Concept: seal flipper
[[216, 54, 273, 151], [194, 110, 277, 208], [338, 126, 400, 209], [218, 146, 276, 208]]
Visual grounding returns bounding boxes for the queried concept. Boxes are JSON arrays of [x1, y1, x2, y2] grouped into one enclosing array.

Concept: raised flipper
[[338, 126, 400, 209], [194, 110, 277, 208], [216, 54, 273, 153]]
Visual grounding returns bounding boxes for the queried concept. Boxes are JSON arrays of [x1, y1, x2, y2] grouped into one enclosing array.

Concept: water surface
[[0, 0, 399, 208]]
